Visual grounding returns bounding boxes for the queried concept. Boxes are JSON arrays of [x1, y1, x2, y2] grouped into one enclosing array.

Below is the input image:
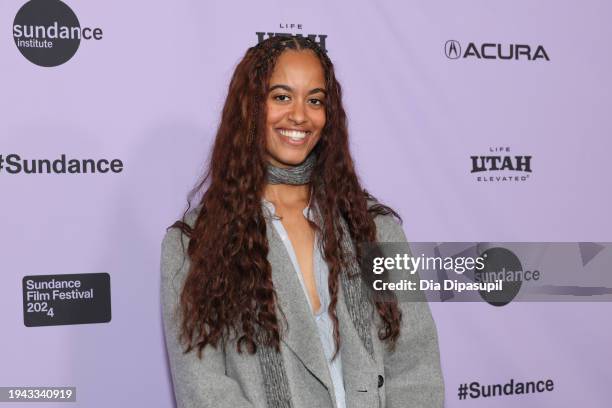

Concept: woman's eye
[[309, 98, 324, 106], [274, 94, 290, 102]]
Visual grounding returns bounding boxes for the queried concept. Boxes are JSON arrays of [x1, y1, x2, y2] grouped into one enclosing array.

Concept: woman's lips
[[275, 128, 311, 146]]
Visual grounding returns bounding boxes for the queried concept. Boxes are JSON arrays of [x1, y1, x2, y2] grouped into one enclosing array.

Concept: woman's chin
[[267, 152, 310, 168]]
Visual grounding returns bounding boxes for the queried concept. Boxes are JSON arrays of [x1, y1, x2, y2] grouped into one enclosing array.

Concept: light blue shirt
[[262, 198, 346, 408]]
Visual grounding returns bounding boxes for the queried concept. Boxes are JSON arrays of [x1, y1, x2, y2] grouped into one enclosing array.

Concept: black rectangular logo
[[22, 273, 111, 327]]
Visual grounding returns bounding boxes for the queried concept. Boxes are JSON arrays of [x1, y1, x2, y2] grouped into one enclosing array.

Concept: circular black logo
[[445, 40, 461, 59], [476, 247, 523, 306], [13, 0, 82, 67]]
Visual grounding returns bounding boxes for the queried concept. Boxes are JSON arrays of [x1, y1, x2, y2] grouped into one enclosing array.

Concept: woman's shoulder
[[160, 204, 203, 277], [182, 204, 203, 228], [366, 198, 407, 243]]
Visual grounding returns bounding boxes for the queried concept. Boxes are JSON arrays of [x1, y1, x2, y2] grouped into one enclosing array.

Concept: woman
[[161, 36, 444, 408]]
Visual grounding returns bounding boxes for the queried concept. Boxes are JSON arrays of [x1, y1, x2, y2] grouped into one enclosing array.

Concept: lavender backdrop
[[1, 0, 611, 406]]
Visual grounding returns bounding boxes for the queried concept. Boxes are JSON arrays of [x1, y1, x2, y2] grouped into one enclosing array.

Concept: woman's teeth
[[278, 129, 308, 141]]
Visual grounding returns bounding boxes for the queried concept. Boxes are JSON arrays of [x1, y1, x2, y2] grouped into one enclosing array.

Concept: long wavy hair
[[172, 35, 402, 358]]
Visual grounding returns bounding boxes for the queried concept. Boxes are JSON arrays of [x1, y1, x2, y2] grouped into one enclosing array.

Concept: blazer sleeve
[[160, 223, 255, 408], [375, 214, 445, 408]]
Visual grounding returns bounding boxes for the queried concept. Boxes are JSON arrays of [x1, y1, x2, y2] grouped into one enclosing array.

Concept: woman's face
[[264, 49, 326, 168]]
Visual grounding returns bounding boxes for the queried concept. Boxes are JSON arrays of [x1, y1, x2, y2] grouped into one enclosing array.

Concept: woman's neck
[[263, 183, 311, 209]]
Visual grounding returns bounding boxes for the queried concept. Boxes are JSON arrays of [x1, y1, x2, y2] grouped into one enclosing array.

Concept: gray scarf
[[260, 153, 374, 408], [266, 153, 316, 185]]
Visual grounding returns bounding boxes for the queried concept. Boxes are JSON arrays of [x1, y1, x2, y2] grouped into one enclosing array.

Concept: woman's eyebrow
[[268, 84, 327, 95], [309, 87, 327, 96]]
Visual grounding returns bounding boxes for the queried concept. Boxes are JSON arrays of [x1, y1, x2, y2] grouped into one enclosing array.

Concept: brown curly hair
[[171, 35, 402, 358]]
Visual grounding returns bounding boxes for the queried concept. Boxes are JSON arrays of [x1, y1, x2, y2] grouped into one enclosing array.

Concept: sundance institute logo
[[13, 0, 103, 67]]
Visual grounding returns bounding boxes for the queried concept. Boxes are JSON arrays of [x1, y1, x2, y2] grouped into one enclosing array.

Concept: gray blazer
[[161, 207, 445, 408]]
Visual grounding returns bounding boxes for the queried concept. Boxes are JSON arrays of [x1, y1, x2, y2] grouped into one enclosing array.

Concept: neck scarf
[[266, 153, 316, 185], [260, 153, 374, 408]]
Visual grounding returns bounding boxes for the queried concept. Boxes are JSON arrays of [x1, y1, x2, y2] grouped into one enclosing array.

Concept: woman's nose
[[288, 100, 306, 124]]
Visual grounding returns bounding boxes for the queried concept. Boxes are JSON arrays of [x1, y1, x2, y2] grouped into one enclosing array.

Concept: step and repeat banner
[[1, 0, 611, 406]]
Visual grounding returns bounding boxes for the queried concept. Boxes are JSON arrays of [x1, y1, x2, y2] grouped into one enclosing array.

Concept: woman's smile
[[275, 128, 312, 145]]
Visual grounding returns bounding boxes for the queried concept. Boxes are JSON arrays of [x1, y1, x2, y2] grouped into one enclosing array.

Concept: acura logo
[[444, 40, 549, 61], [445, 40, 461, 59]]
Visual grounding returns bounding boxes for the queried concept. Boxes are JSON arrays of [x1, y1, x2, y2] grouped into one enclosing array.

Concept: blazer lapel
[[336, 283, 379, 387], [265, 221, 334, 392]]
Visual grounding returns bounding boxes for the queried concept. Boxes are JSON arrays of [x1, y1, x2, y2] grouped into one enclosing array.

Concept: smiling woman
[[161, 36, 444, 408], [265, 50, 326, 166]]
